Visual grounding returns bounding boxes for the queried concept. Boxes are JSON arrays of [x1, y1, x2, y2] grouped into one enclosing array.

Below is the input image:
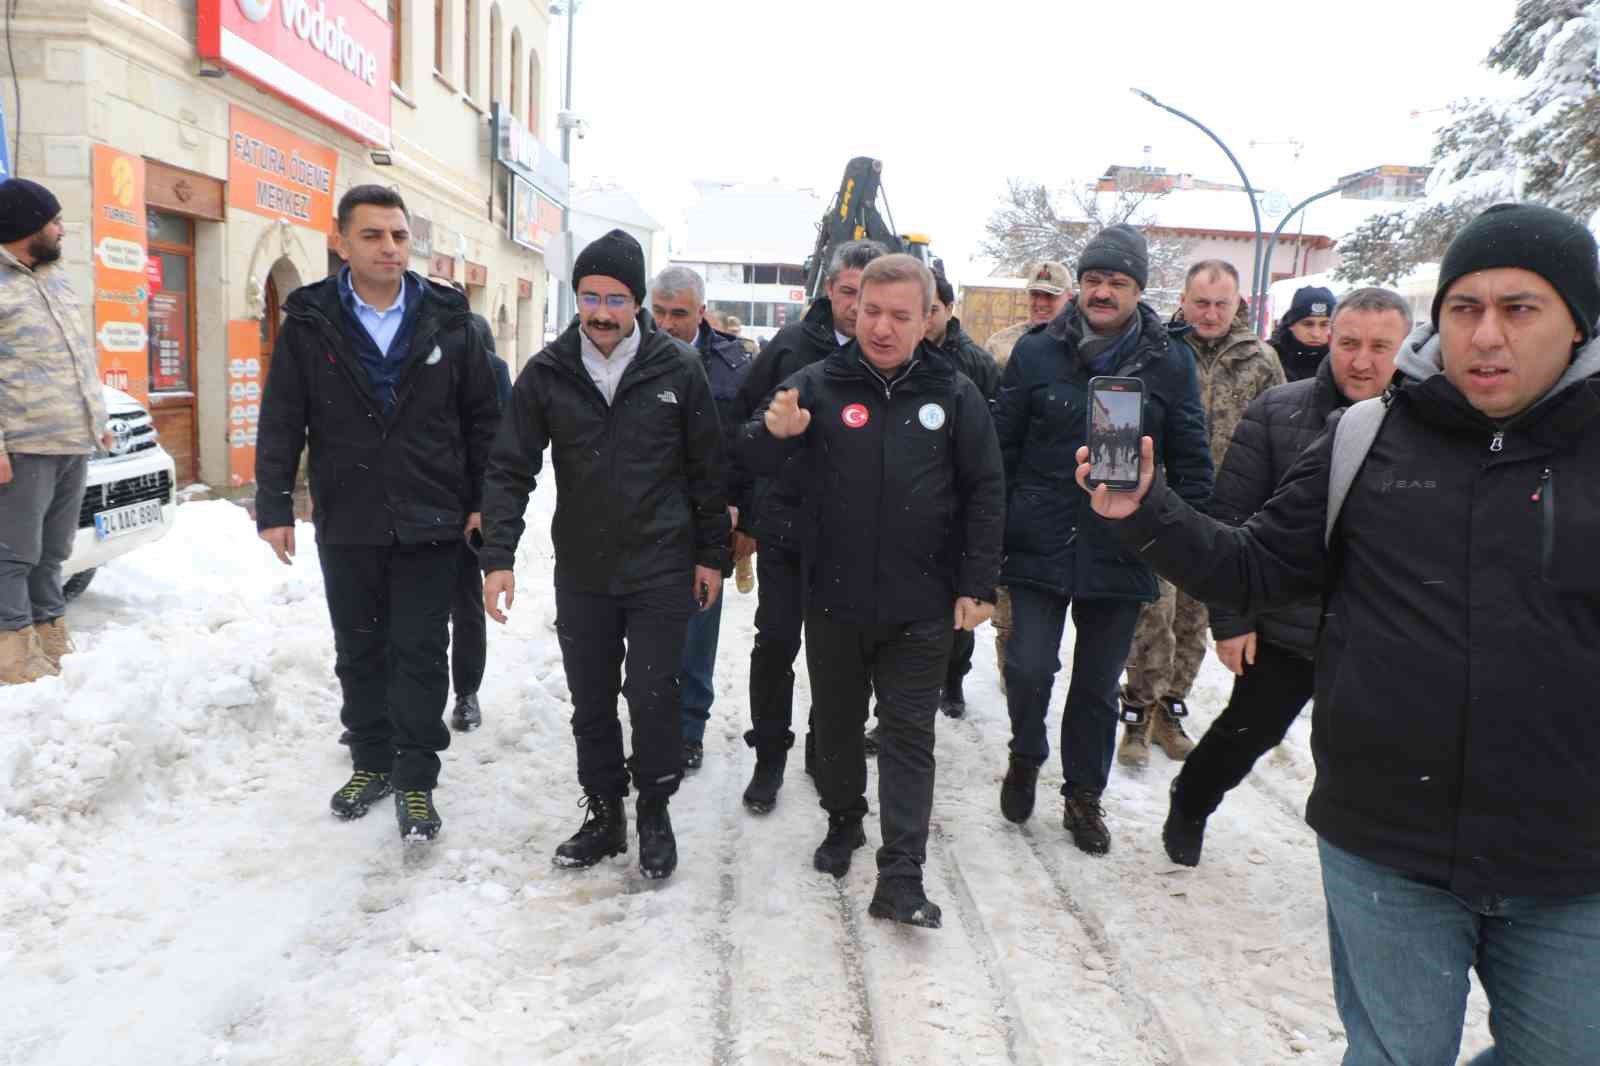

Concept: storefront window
[[146, 210, 194, 393]]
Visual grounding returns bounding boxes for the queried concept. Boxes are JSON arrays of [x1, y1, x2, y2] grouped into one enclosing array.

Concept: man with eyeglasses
[[479, 229, 730, 882]]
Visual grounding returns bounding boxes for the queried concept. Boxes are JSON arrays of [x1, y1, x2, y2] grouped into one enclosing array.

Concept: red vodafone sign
[[198, 0, 391, 146]]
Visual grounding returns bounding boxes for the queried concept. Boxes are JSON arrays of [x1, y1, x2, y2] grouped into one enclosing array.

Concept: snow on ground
[[4, 485, 1492, 1066]]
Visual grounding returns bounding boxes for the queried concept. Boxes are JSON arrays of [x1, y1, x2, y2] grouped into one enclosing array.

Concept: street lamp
[[1131, 88, 1264, 313], [1251, 177, 1364, 334], [550, 1, 580, 330]]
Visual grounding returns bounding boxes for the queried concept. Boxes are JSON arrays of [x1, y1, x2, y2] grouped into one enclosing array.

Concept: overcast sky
[[549, 0, 1518, 282]]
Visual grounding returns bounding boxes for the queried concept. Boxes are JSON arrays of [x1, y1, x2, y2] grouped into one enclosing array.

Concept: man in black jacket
[[479, 230, 729, 882], [1162, 287, 1408, 867], [648, 265, 751, 772], [745, 253, 1004, 928], [256, 185, 501, 841], [1082, 203, 1600, 1065], [1268, 285, 1336, 382], [732, 239, 886, 812], [992, 224, 1213, 855]]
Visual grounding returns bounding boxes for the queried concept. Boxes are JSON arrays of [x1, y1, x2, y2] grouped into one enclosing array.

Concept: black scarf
[[1271, 324, 1328, 383]]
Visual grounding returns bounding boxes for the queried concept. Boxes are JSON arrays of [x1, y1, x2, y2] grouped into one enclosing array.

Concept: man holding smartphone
[[992, 224, 1213, 855], [478, 229, 729, 882]]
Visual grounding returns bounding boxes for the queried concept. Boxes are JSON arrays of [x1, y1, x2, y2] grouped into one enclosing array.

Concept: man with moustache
[[744, 253, 1004, 927], [1269, 285, 1337, 382], [480, 230, 728, 881], [992, 225, 1212, 855], [0, 179, 110, 684], [1118, 260, 1284, 769], [732, 239, 885, 812]]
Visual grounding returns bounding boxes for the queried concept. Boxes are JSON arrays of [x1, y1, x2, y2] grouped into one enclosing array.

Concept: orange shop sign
[[229, 107, 338, 231], [91, 145, 149, 402]]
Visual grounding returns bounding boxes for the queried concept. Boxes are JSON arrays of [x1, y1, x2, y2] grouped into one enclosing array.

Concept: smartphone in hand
[[1085, 376, 1145, 492]]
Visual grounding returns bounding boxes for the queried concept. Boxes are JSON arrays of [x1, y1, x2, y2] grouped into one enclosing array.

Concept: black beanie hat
[[0, 178, 62, 244], [573, 228, 647, 304], [1431, 202, 1600, 344], [1078, 223, 1149, 290], [1282, 286, 1337, 329]]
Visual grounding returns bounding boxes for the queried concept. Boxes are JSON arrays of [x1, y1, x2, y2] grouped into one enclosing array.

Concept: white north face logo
[[658, 390, 678, 405]]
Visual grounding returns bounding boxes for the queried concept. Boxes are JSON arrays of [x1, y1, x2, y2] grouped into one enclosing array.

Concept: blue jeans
[[1319, 837, 1600, 1066], [1002, 585, 1141, 794], [678, 589, 724, 746]]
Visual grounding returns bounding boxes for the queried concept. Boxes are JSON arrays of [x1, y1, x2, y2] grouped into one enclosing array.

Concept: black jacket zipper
[[1533, 466, 1555, 579]]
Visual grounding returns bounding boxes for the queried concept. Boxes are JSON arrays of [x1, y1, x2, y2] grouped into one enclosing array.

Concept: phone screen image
[[1088, 379, 1144, 490]]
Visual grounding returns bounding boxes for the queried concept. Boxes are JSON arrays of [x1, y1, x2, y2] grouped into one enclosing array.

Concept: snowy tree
[[1336, 0, 1600, 284], [980, 178, 1191, 295]]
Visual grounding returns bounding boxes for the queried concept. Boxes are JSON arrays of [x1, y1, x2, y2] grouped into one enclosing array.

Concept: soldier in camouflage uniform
[[984, 261, 1072, 690], [1119, 260, 1284, 767], [0, 179, 110, 684]]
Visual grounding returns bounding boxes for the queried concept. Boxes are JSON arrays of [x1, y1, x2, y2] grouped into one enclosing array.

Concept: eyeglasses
[[579, 293, 633, 310]]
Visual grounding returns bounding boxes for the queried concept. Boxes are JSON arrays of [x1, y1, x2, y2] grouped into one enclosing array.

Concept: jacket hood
[[1396, 323, 1600, 416], [802, 296, 838, 339], [824, 339, 955, 382], [540, 309, 680, 369]]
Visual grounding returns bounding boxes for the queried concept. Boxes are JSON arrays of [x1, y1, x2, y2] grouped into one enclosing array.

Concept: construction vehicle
[[803, 157, 938, 299]]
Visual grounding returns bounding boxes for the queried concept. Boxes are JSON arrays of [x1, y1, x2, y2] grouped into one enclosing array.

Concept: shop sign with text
[[228, 106, 338, 231], [92, 145, 149, 401], [509, 174, 562, 253]]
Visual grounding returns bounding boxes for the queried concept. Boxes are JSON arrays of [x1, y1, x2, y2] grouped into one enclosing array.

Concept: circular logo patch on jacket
[[841, 403, 870, 429], [918, 403, 946, 431]]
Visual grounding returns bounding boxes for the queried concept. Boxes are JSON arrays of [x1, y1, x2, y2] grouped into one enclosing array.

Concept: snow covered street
[[3, 484, 1492, 1066]]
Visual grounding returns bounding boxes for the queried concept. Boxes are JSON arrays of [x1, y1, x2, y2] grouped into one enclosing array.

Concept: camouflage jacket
[[983, 319, 1041, 370], [1182, 310, 1286, 468], [0, 247, 107, 455]]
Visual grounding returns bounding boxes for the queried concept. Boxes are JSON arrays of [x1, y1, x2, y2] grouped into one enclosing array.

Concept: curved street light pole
[[1130, 89, 1263, 320], [1251, 178, 1362, 334]]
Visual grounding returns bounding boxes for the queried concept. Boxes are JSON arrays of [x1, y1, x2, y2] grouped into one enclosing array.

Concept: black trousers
[[318, 541, 456, 790], [746, 542, 809, 753], [805, 613, 953, 880], [1172, 639, 1315, 818], [450, 540, 487, 697], [555, 581, 694, 800], [944, 627, 975, 692]]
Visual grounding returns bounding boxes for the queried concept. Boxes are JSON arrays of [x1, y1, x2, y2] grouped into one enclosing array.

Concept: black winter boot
[[637, 795, 677, 880], [940, 678, 966, 719], [743, 747, 789, 814], [1162, 780, 1207, 867], [394, 789, 442, 841], [812, 812, 867, 878], [553, 793, 627, 868], [451, 692, 482, 732], [1062, 786, 1111, 856], [330, 769, 392, 820], [683, 742, 704, 772], [868, 876, 942, 929], [999, 755, 1040, 824]]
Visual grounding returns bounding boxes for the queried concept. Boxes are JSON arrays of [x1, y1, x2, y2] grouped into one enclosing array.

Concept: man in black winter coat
[[991, 224, 1213, 856], [479, 230, 729, 882], [1268, 285, 1336, 382], [648, 265, 752, 773], [1081, 203, 1600, 1066], [744, 254, 1005, 929], [255, 185, 502, 841], [732, 238, 886, 812], [1161, 287, 1408, 867]]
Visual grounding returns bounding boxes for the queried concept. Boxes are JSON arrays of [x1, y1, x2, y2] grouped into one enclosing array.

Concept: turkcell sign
[[198, 0, 392, 147]]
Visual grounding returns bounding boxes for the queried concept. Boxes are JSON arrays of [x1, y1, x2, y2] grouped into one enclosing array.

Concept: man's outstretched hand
[[1075, 436, 1156, 519], [764, 388, 811, 439]]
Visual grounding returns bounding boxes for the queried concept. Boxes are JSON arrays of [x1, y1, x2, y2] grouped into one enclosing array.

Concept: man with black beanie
[[1269, 285, 1337, 382], [1081, 200, 1600, 1065], [480, 228, 729, 882], [0, 179, 110, 685]]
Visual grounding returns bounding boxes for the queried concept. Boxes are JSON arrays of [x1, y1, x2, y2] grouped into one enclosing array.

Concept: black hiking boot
[[683, 741, 704, 772], [999, 755, 1040, 824], [863, 723, 880, 757], [940, 679, 967, 719], [743, 748, 788, 814], [868, 876, 942, 929], [553, 793, 627, 868], [1163, 781, 1207, 867], [394, 789, 442, 841], [637, 795, 678, 880], [330, 769, 391, 820], [813, 812, 867, 878], [1062, 786, 1111, 856], [451, 693, 482, 732]]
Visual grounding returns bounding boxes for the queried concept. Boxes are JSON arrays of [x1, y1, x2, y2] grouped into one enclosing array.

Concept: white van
[[61, 386, 179, 599]]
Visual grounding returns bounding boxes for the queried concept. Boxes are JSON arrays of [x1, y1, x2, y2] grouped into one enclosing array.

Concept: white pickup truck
[[61, 386, 179, 599]]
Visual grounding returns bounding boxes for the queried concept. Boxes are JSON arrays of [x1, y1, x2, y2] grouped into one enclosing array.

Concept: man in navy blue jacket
[[991, 224, 1213, 855]]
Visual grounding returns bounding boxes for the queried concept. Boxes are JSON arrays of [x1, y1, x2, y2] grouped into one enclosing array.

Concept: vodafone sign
[[199, 0, 391, 146]]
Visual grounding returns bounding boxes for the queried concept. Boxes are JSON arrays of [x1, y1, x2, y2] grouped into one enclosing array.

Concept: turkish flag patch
[[841, 403, 870, 429]]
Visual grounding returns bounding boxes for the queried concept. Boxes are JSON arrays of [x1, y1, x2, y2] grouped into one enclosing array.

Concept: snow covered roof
[[1076, 188, 1400, 243], [675, 181, 825, 265]]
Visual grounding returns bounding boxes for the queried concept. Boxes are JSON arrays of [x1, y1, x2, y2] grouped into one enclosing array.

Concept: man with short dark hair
[[1270, 285, 1337, 382], [480, 229, 729, 882], [1118, 260, 1284, 769], [256, 183, 502, 841], [0, 178, 110, 684], [1081, 203, 1600, 1064], [744, 253, 1004, 927], [993, 224, 1213, 856], [732, 238, 886, 812]]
